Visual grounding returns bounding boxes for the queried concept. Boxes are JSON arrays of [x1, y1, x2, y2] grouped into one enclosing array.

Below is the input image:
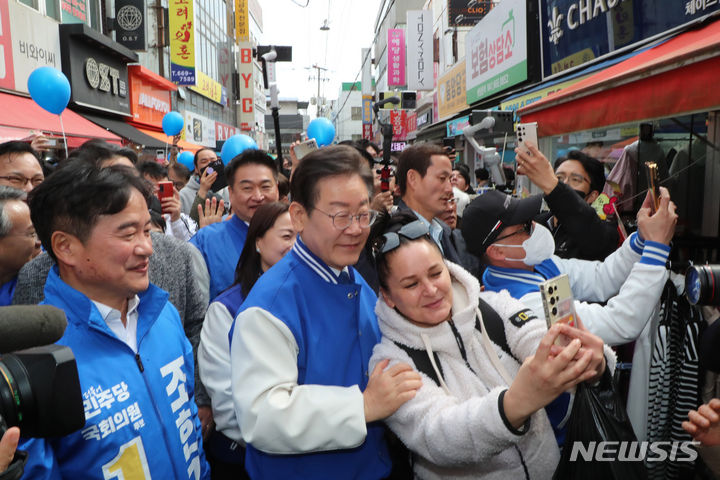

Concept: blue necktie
[[337, 271, 351, 285]]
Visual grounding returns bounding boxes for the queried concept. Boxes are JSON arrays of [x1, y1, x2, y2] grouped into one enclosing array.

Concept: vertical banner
[[362, 95, 373, 124], [115, 0, 146, 50], [361, 47, 372, 95], [390, 110, 407, 140], [235, 0, 248, 43], [387, 28, 405, 87], [237, 41, 254, 130], [169, 0, 196, 85], [362, 123, 373, 141], [406, 10, 432, 91]]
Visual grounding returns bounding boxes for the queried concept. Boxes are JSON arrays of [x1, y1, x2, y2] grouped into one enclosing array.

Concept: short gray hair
[[0, 186, 27, 237]]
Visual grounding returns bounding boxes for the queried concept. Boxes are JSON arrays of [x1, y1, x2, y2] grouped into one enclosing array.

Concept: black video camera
[[0, 306, 85, 438]]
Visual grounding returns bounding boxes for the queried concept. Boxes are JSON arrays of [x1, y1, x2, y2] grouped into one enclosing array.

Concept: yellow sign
[[437, 60, 467, 120], [169, 0, 196, 86], [235, 0, 249, 43], [501, 76, 587, 115], [551, 48, 595, 75], [190, 71, 223, 104]]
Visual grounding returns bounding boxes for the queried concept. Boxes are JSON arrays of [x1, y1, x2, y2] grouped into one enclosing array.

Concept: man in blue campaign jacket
[[19, 162, 210, 480], [231, 146, 422, 480], [190, 150, 279, 299]]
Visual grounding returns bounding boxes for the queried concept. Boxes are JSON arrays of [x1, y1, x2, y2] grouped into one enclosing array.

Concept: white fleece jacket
[[370, 262, 615, 480]]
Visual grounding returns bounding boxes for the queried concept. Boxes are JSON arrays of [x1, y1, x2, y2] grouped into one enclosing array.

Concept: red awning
[[0, 92, 122, 147], [518, 19, 720, 137]]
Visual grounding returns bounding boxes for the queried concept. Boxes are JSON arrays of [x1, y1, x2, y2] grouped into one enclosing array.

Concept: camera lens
[[550, 297, 555, 305], [552, 307, 557, 316], [686, 265, 720, 306]]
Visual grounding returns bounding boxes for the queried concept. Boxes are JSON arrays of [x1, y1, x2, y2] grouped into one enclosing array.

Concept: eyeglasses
[[314, 207, 379, 230], [373, 220, 430, 257], [556, 172, 589, 189], [446, 197, 458, 205], [493, 221, 533, 244], [0, 175, 43, 189]]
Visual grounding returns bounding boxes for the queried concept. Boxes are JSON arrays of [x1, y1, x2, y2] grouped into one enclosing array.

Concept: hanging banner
[[390, 110, 407, 141], [387, 28, 406, 87], [115, 0, 146, 50], [235, 0, 248, 43], [361, 48, 372, 95], [362, 95, 373, 124], [169, 0, 196, 85], [437, 60, 467, 120], [362, 123, 373, 140], [406, 10, 432, 91], [237, 41, 254, 131], [190, 70, 222, 103], [465, 0, 527, 104]]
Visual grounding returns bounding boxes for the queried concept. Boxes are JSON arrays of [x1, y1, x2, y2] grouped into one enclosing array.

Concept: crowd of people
[[0, 132, 718, 479]]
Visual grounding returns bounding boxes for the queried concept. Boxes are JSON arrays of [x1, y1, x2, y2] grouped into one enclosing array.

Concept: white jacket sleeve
[[554, 232, 645, 303], [199, 301, 242, 441], [231, 307, 368, 454]]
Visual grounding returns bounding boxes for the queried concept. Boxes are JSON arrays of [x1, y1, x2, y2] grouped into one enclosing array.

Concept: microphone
[[373, 96, 400, 114], [0, 305, 68, 354]]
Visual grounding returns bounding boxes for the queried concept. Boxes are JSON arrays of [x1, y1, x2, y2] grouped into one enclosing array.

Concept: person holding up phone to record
[[461, 187, 677, 440]]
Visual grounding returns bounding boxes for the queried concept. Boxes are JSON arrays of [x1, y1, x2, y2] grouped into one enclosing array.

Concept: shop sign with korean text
[[129, 72, 172, 128], [540, 0, 720, 78], [390, 110, 408, 141], [115, 0, 146, 51], [387, 29, 406, 87], [190, 70, 222, 104], [169, 0, 196, 85], [437, 60, 467, 120], [446, 115, 470, 137], [465, 0, 527, 104], [362, 95, 373, 124], [61, 0, 87, 24], [0, 0, 61, 94], [235, 0, 248, 43], [406, 10, 432, 91]]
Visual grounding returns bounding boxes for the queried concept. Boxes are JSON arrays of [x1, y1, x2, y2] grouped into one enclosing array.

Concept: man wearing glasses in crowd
[[229, 146, 421, 479], [516, 143, 619, 261], [0, 141, 44, 194]]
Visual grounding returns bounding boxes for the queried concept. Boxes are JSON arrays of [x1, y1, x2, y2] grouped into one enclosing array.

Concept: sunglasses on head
[[373, 220, 430, 258]]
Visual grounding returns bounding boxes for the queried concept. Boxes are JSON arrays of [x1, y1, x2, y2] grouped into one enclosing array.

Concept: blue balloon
[[177, 151, 195, 170], [221, 134, 257, 165], [307, 117, 336, 147], [27, 67, 71, 115], [162, 112, 184, 136]]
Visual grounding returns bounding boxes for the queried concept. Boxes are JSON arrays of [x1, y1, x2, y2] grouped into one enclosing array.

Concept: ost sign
[[465, 0, 527, 104], [85, 57, 127, 97]]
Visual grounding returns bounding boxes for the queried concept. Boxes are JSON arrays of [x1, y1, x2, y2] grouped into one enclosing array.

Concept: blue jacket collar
[[228, 214, 250, 234], [482, 258, 561, 299], [291, 237, 355, 285], [43, 265, 169, 343]]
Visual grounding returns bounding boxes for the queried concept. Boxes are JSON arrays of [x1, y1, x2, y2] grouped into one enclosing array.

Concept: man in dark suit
[[395, 143, 479, 277]]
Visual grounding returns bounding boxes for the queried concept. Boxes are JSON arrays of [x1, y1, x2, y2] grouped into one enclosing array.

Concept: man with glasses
[[0, 186, 41, 305], [462, 188, 678, 438], [0, 141, 44, 194], [230, 146, 421, 479], [517, 144, 619, 261]]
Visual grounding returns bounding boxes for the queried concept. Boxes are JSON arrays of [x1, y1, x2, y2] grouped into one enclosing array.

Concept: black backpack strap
[[393, 342, 444, 387], [475, 297, 520, 363]]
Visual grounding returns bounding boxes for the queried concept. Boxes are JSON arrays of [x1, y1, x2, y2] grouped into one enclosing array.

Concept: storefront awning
[[0, 92, 122, 147], [518, 19, 720, 137], [135, 127, 204, 153], [81, 113, 167, 149]]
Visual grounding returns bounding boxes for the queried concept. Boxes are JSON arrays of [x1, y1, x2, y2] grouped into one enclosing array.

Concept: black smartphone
[[200, 159, 228, 192]]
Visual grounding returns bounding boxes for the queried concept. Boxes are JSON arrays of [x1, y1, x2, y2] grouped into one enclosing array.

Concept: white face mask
[[494, 223, 555, 266]]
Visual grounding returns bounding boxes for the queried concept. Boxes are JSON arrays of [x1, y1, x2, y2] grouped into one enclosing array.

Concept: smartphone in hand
[[516, 122, 538, 155], [539, 274, 577, 329], [157, 181, 174, 214], [294, 138, 319, 160], [645, 161, 661, 214]]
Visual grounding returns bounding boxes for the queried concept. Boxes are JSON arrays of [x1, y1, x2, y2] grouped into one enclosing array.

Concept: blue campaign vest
[[190, 215, 249, 299], [0, 276, 17, 306], [237, 241, 391, 480], [19, 266, 210, 480]]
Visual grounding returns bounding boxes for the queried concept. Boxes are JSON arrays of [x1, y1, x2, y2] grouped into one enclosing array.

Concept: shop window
[[44, 0, 59, 20], [351, 107, 362, 121], [18, 0, 37, 9]]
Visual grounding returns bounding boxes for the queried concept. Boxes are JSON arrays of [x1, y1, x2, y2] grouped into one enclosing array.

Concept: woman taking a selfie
[[368, 213, 612, 479]]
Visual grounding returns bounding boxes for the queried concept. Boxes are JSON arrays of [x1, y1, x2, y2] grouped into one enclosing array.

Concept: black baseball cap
[[461, 190, 543, 256]]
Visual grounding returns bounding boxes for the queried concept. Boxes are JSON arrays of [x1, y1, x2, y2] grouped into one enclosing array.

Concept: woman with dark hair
[[368, 212, 611, 479], [198, 201, 295, 479]]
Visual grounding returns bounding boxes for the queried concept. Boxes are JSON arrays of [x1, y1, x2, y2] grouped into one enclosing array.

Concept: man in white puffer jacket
[[369, 217, 614, 479]]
